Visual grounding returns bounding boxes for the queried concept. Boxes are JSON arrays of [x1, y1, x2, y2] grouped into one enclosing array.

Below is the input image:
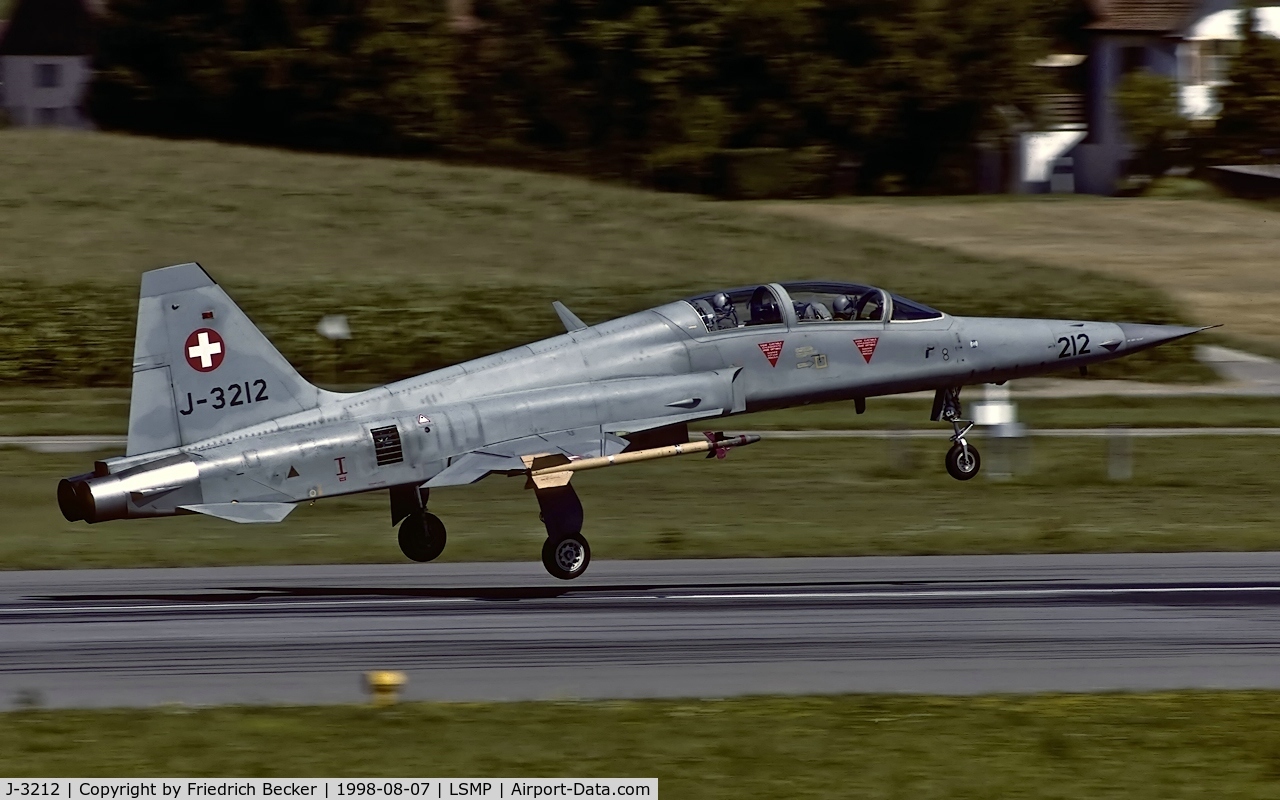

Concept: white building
[[1179, 6, 1280, 118], [1019, 0, 1280, 194], [0, 0, 97, 128]]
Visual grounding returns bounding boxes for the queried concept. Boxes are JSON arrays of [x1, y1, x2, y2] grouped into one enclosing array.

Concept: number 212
[[1057, 334, 1091, 358]]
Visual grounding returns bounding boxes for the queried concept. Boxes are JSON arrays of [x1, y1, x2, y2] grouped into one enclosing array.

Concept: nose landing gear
[[933, 387, 981, 481]]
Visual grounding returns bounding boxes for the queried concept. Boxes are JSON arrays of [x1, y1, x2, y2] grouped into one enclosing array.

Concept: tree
[[1214, 6, 1280, 162], [1113, 69, 1188, 178], [89, 0, 1058, 193]]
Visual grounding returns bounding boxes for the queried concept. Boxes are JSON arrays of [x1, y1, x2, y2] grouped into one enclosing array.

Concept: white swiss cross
[[184, 328, 225, 372]]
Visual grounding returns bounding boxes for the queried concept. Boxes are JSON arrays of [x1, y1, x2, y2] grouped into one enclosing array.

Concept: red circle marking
[[184, 328, 226, 373]]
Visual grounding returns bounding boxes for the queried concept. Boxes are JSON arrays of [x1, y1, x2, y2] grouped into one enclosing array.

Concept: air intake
[[370, 425, 404, 466]]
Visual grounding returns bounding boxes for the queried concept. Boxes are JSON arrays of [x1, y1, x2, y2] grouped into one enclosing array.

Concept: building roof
[[0, 0, 95, 56], [1086, 0, 1200, 32]]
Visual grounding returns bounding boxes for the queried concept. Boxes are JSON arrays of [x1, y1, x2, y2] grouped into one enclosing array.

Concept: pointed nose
[[1117, 323, 1211, 353]]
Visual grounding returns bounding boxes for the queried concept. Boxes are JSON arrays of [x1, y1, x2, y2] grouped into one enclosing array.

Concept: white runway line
[[678, 585, 1280, 601]]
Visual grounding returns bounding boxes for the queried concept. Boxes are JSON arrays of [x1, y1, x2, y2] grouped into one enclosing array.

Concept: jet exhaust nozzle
[[57, 473, 95, 522], [57, 456, 202, 524]]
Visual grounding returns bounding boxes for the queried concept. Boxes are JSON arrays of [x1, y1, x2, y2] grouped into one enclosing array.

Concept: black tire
[[541, 533, 591, 580], [945, 443, 981, 481], [398, 512, 447, 562]]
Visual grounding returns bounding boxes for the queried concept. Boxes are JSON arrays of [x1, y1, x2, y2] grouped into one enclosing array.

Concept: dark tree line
[[1214, 6, 1280, 163], [90, 0, 1084, 194]]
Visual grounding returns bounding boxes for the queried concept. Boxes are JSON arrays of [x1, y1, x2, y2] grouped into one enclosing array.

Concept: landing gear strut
[[534, 484, 591, 580], [933, 387, 981, 481]]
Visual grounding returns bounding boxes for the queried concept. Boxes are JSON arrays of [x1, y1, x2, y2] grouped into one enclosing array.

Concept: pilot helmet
[[832, 294, 856, 319], [711, 292, 733, 314]]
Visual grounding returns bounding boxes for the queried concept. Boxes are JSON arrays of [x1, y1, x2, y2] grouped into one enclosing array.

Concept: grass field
[[0, 130, 1205, 386], [760, 197, 1280, 351], [5, 693, 1280, 798], [7, 433, 1279, 570]]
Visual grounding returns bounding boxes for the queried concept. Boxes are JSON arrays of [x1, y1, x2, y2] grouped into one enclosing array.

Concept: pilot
[[795, 301, 832, 321], [832, 294, 857, 320], [710, 292, 739, 329]]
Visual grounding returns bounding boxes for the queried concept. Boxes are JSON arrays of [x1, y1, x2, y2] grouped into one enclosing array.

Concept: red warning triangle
[[758, 340, 784, 367], [854, 337, 878, 363]]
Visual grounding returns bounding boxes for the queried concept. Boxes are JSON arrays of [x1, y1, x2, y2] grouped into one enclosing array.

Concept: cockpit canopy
[[684, 282, 943, 333], [687, 285, 785, 331]]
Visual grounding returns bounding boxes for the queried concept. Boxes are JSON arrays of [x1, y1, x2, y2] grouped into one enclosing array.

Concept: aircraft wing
[[425, 427, 630, 488], [425, 368, 744, 488]]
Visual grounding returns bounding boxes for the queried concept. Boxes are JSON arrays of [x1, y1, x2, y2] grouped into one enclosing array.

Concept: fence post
[[1108, 425, 1133, 481]]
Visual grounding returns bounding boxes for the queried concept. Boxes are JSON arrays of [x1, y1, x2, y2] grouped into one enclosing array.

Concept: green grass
[[0, 130, 1206, 387], [3, 387, 1279, 436], [8, 433, 1280, 570], [5, 693, 1280, 798]]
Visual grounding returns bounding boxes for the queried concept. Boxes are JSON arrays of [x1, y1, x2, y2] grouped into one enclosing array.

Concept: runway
[[4, 552, 1280, 709]]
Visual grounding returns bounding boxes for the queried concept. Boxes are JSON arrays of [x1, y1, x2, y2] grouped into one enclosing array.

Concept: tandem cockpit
[[684, 281, 944, 333]]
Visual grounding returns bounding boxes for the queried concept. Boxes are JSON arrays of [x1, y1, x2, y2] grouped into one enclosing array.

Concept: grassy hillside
[[0, 130, 1205, 386], [6, 693, 1280, 799], [761, 197, 1280, 351]]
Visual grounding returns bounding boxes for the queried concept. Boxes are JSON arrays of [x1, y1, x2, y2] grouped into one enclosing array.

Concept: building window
[[1202, 40, 1234, 84], [1181, 40, 1238, 86], [35, 63, 62, 88], [38, 107, 60, 126]]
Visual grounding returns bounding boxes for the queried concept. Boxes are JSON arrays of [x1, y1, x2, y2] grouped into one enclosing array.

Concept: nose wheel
[[934, 386, 982, 481], [945, 441, 981, 480]]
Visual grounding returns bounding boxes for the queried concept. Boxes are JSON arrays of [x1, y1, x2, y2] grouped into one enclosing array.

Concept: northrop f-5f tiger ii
[[58, 263, 1207, 579]]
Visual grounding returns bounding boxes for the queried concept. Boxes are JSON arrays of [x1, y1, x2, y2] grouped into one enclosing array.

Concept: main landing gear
[[391, 485, 447, 562], [390, 481, 593, 579], [933, 387, 981, 481], [535, 484, 591, 581], [398, 511, 447, 562]]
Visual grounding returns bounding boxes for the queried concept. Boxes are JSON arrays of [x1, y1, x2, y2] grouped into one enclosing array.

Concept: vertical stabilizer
[[126, 263, 332, 455]]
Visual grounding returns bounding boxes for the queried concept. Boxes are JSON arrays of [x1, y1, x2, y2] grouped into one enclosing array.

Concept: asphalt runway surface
[[4, 552, 1280, 710]]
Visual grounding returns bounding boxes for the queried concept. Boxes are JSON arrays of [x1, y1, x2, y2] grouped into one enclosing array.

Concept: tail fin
[[126, 263, 332, 455]]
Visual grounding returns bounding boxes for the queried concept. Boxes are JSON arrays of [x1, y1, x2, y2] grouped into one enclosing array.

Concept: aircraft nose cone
[[1116, 322, 1211, 352]]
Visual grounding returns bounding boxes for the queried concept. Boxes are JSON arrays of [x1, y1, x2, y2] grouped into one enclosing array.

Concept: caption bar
[[6, 782, 655, 800]]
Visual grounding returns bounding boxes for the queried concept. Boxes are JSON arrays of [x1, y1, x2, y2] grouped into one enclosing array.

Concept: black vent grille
[[371, 425, 404, 466]]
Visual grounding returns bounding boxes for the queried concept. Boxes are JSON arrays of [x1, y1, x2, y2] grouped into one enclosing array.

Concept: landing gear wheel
[[945, 443, 981, 481], [398, 511, 447, 562], [542, 533, 591, 580]]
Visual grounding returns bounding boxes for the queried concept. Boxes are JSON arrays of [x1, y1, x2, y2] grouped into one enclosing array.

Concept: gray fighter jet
[[58, 264, 1206, 579]]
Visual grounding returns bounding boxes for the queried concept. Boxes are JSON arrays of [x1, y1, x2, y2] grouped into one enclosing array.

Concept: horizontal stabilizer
[[180, 502, 297, 524]]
